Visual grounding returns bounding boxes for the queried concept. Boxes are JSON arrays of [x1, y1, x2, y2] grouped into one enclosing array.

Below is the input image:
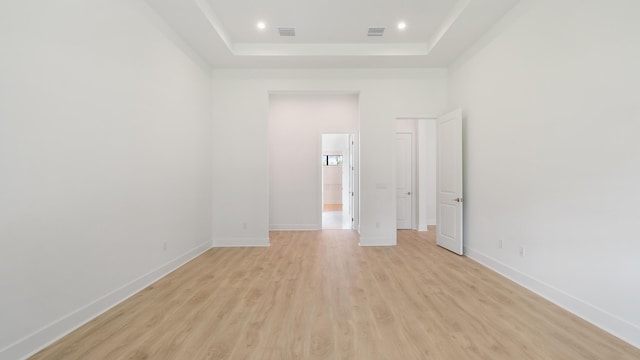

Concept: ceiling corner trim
[[194, 0, 234, 51], [233, 43, 430, 57], [428, 0, 471, 52]]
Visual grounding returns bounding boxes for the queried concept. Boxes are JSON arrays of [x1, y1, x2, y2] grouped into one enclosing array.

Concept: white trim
[[318, 132, 325, 231], [194, 0, 233, 51], [269, 224, 321, 231], [212, 237, 270, 247], [427, 217, 436, 226], [268, 90, 360, 96], [417, 225, 429, 232], [449, 0, 533, 72], [396, 115, 437, 120], [464, 246, 640, 349], [1, 241, 211, 360], [134, 0, 211, 73], [233, 42, 430, 57], [428, 0, 471, 52], [359, 237, 396, 247]]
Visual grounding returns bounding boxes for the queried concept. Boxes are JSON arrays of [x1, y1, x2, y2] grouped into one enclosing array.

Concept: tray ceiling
[[145, 0, 521, 68]]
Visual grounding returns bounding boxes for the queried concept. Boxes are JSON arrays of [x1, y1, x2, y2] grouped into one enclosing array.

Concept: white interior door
[[396, 133, 412, 229], [349, 134, 355, 229], [437, 109, 463, 255]]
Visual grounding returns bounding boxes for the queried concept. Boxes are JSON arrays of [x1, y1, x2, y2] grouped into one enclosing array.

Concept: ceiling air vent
[[367, 26, 386, 36], [278, 27, 296, 36]]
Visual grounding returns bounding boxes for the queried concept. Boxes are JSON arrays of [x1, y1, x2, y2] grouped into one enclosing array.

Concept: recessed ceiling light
[[397, 22, 407, 30], [257, 21, 266, 30]]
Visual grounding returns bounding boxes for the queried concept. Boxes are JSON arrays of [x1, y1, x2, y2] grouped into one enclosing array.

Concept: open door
[[349, 134, 356, 230], [396, 133, 412, 229], [436, 109, 463, 255]]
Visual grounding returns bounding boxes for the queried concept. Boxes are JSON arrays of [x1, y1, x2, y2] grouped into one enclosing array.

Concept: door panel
[[437, 109, 463, 255], [349, 134, 355, 229], [396, 133, 412, 229], [323, 166, 342, 205]]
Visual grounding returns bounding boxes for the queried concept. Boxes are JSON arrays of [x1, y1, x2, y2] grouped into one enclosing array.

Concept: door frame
[[349, 134, 358, 231], [395, 131, 416, 230], [395, 117, 437, 232], [319, 132, 359, 230]]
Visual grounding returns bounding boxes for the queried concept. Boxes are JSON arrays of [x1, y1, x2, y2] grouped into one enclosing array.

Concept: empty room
[[1, 0, 639, 359]]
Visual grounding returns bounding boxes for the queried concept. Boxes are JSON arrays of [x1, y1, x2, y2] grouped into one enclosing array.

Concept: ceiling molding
[[194, 0, 232, 50], [233, 43, 430, 57], [428, 0, 471, 52], [193, 0, 470, 58]]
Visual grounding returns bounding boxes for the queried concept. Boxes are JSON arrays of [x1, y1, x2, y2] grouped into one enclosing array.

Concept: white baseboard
[[212, 237, 270, 247], [1, 241, 211, 360], [418, 219, 436, 231], [464, 246, 640, 349], [269, 224, 321, 231], [359, 237, 396, 247]]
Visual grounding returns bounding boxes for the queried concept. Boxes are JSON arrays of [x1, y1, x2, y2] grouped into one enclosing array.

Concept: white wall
[[0, 1, 212, 359], [212, 69, 448, 246], [269, 95, 358, 230], [449, 0, 640, 347]]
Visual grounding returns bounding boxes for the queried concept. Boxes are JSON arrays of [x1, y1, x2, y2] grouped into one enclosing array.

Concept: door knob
[[453, 197, 463, 203], [407, 192, 411, 195]]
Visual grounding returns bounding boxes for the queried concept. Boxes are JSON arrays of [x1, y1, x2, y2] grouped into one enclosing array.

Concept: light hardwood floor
[[31, 229, 639, 359], [323, 204, 343, 212]]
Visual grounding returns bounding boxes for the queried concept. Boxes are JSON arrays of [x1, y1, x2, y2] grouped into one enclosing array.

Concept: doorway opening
[[268, 92, 359, 232], [395, 118, 437, 231], [322, 133, 354, 230]]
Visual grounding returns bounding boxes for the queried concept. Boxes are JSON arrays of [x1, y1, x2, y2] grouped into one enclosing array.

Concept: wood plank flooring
[[31, 229, 639, 359]]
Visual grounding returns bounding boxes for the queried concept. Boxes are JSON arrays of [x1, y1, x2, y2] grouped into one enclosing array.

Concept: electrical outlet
[[163, 242, 167, 251], [375, 221, 380, 229], [499, 239, 504, 249], [242, 222, 247, 230], [519, 246, 525, 257]]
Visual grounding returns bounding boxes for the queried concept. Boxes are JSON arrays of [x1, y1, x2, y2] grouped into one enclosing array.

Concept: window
[[322, 155, 343, 166]]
